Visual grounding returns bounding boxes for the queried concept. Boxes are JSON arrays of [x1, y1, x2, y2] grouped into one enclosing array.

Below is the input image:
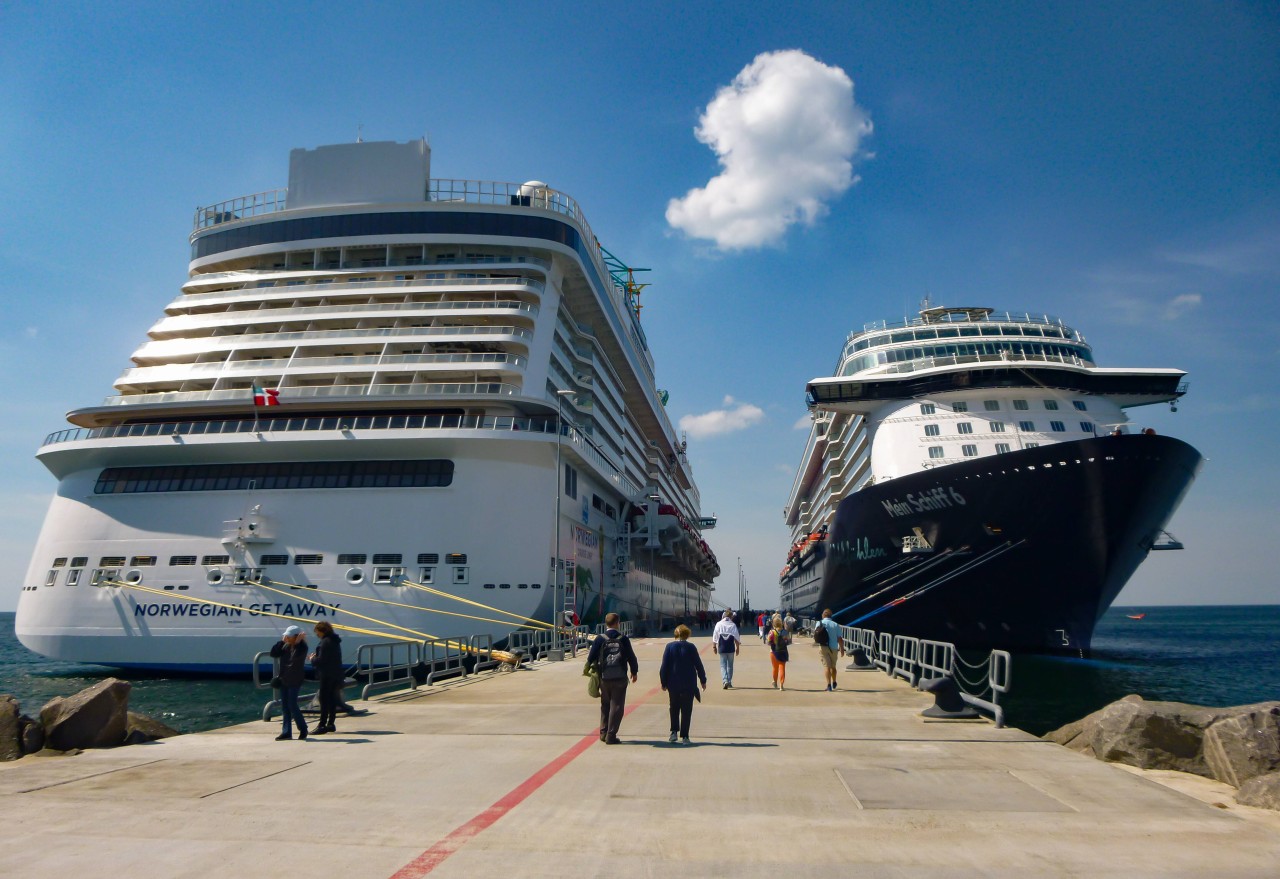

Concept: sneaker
[[826, 683, 832, 691], [780, 684, 785, 691], [605, 736, 621, 745], [599, 731, 607, 742], [681, 737, 691, 745], [298, 728, 308, 740], [274, 733, 292, 741], [772, 681, 778, 689], [831, 681, 838, 690], [669, 732, 678, 743], [722, 681, 729, 689], [312, 726, 328, 735]]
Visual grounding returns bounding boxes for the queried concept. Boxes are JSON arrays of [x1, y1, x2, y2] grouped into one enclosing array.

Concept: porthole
[[125, 569, 144, 584], [207, 569, 224, 585], [346, 567, 365, 585]]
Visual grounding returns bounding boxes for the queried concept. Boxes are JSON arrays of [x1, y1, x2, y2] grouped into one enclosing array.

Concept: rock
[[1236, 771, 1280, 811], [0, 695, 20, 762], [39, 678, 132, 751], [1044, 694, 1226, 777], [123, 711, 179, 746], [18, 715, 45, 754], [1203, 703, 1280, 787]]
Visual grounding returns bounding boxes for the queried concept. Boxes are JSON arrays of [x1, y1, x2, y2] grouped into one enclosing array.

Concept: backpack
[[600, 635, 627, 680], [814, 622, 830, 646], [769, 630, 790, 661]]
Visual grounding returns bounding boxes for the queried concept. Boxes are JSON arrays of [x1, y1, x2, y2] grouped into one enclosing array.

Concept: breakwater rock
[[1045, 694, 1280, 810], [0, 679, 179, 761]]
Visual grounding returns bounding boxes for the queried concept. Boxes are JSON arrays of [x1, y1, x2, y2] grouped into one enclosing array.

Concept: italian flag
[[252, 384, 280, 407]]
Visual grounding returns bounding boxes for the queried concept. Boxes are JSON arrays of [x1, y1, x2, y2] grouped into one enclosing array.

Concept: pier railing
[[820, 622, 1012, 728]]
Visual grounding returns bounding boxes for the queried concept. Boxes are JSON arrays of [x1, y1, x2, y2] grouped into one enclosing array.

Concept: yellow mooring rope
[[399, 578, 555, 630]]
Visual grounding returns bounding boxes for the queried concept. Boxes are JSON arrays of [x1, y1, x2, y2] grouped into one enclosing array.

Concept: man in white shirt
[[710, 610, 741, 688]]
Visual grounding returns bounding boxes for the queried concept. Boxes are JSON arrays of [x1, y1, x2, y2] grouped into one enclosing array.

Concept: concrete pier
[[1, 635, 1277, 877]]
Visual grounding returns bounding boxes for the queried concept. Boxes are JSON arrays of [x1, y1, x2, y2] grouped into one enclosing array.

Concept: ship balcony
[[181, 255, 552, 293], [115, 352, 529, 387], [157, 298, 540, 333], [133, 324, 533, 359], [857, 350, 1093, 380], [97, 380, 522, 408], [173, 275, 545, 309]]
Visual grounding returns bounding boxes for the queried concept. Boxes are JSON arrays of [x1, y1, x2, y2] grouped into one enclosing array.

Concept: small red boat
[[1126, 613, 1147, 620]]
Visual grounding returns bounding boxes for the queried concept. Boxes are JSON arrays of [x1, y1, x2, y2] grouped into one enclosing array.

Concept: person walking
[[710, 609, 741, 688], [756, 611, 766, 642], [269, 625, 308, 741], [784, 610, 797, 634], [659, 624, 707, 744], [767, 613, 791, 690], [586, 612, 638, 743], [309, 621, 343, 734], [815, 608, 845, 691]]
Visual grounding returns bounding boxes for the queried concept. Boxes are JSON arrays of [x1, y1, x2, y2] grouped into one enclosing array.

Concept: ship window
[[1013, 399, 1029, 410], [374, 566, 404, 584], [260, 554, 289, 565], [131, 556, 157, 567], [338, 554, 366, 565], [995, 443, 1011, 454], [919, 403, 936, 415], [91, 568, 120, 587], [563, 464, 577, 499], [1080, 421, 1095, 433], [984, 400, 1000, 411], [1050, 421, 1066, 432], [1044, 399, 1059, 410], [499, 583, 511, 589], [170, 556, 197, 566], [418, 567, 435, 584], [957, 423, 974, 435], [928, 446, 945, 459], [924, 424, 940, 437], [45, 570, 57, 587], [99, 556, 125, 567], [372, 553, 403, 565], [531, 583, 541, 589], [952, 402, 968, 412], [94, 459, 455, 494], [202, 554, 230, 565], [962, 445, 978, 457], [52, 557, 67, 568], [66, 569, 81, 586], [1019, 421, 1035, 432], [294, 554, 324, 565], [990, 421, 1006, 433], [418, 553, 440, 564], [483, 583, 496, 589], [1026, 442, 1040, 448], [1073, 400, 1088, 411], [446, 553, 467, 564], [453, 566, 469, 585]]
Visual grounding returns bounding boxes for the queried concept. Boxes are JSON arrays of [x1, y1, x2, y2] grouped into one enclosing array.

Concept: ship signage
[[832, 536, 887, 560], [881, 486, 967, 518], [132, 601, 341, 619]]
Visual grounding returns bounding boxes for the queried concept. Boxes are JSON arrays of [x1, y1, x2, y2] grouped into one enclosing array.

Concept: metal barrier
[[917, 640, 955, 684], [874, 632, 894, 674], [423, 638, 468, 684], [890, 635, 920, 687], [620, 620, 634, 636], [253, 650, 320, 721], [356, 640, 421, 700], [507, 629, 539, 660], [955, 649, 1012, 728], [468, 633, 503, 674]]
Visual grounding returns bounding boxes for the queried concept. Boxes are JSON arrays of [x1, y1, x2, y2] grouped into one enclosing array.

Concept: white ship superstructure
[[17, 140, 717, 671]]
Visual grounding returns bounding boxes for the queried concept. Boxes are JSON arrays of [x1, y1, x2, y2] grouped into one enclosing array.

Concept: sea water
[[2, 606, 1278, 735]]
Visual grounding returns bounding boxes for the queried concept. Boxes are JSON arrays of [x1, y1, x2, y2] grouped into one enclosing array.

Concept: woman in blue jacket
[[659, 624, 707, 744]]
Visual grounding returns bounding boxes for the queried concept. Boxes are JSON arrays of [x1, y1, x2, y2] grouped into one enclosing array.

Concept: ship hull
[[815, 434, 1202, 654]]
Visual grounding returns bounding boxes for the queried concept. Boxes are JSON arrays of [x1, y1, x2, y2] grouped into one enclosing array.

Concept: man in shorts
[[815, 608, 845, 691]]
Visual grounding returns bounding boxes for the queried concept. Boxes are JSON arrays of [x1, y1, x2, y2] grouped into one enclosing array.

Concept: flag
[[252, 384, 280, 407]]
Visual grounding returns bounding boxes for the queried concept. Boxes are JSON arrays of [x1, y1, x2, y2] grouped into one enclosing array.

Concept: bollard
[[920, 675, 980, 719], [846, 647, 875, 671]]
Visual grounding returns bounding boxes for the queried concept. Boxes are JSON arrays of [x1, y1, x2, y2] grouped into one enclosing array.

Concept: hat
[[282, 625, 302, 637]]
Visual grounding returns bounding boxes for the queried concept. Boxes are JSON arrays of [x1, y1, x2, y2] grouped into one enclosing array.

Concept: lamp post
[[553, 389, 576, 641]]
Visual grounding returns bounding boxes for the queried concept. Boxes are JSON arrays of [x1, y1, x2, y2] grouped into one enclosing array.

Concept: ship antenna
[[357, 124, 363, 143]]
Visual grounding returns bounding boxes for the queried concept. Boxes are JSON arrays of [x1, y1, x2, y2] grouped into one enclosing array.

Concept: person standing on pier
[[270, 625, 308, 741], [659, 624, 707, 744], [309, 621, 343, 734], [767, 614, 791, 690], [815, 609, 845, 691], [711, 609, 741, 688], [587, 612, 638, 744]]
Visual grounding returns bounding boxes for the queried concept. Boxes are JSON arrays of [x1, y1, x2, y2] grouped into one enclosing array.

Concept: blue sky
[[2, 1, 1277, 612]]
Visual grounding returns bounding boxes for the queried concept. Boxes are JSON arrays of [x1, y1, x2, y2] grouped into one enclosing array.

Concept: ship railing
[[252, 650, 324, 722], [178, 277, 546, 306], [97, 380, 521, 408], [871, 350, 1093, 377], [856, 311, 1069, 335], [194, 188, 288, 230], [147, 322, 533, 349], [356, 640, 422, 700], [44, 412, 559, 447], [422, 638, 468, 685], [116, 352, 529, 382]]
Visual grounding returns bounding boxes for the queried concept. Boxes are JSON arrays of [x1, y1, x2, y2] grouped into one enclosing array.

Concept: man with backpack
[[586, 612, 639, 744], [710, 609, 741, 688], [815, 608, 845, 691]]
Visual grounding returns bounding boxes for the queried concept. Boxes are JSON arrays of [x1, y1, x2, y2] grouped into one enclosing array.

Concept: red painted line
[[390, 679, 663, 878]]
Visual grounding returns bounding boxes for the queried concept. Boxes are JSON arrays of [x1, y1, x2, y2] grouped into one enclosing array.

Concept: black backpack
[[600, 635, 627, 680], [814, 622, 830, 646]]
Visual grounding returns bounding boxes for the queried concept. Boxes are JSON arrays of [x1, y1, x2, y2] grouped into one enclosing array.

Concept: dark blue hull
[[816, 434, 1202, 655]]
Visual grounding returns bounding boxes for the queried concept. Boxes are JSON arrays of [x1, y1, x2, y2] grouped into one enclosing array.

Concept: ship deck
[[1, 636, 1276, 877]]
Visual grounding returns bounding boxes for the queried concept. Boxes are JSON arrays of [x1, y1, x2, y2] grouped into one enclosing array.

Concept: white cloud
[[666, 49, 872, 250], [1162, 293, 1202, 320], [792, 413, 812, 430], [679, 396, 765, 439]]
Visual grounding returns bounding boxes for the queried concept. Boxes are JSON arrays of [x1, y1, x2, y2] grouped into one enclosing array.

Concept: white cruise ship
[[781, 305, 1200, 655], [17, 140, 717, 672]]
